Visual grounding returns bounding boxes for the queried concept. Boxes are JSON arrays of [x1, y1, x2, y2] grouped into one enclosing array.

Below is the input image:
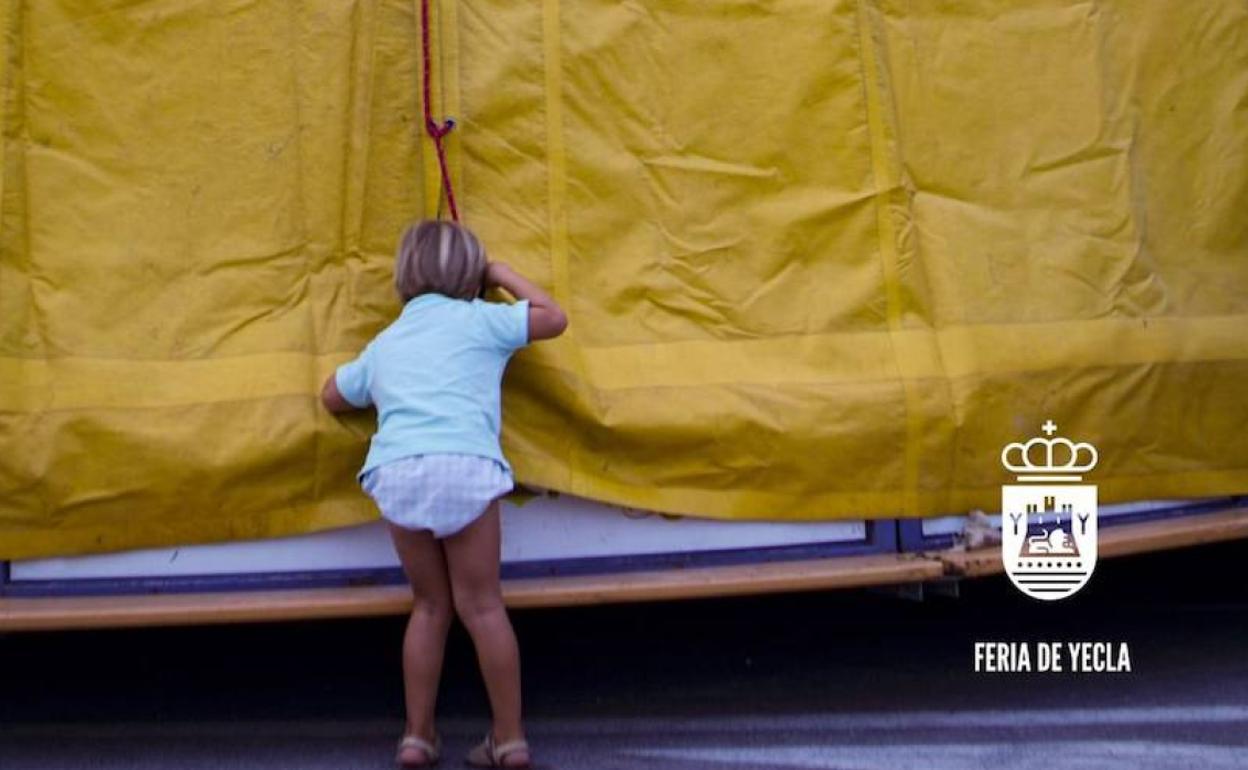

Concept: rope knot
[[425, 117, 456, 140]]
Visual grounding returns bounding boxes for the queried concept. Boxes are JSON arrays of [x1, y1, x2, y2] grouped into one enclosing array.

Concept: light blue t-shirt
[[335, 293, 530, 481]]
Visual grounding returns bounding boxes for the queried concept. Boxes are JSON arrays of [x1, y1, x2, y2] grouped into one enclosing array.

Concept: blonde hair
[[394, 220, 487, 302]]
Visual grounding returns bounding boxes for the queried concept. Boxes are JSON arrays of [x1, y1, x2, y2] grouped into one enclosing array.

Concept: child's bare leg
[[387, 522, 453, 760], [443, 501, 529, 764]]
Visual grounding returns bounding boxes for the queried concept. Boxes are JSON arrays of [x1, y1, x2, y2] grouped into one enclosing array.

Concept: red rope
[[419, 0, 460, 221]]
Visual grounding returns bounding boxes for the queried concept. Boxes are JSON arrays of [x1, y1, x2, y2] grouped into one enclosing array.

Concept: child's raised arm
[[484, 262, 568, 342]]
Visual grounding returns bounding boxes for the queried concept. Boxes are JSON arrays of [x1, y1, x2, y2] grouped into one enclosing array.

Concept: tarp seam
[[856, 0, 924, 516]]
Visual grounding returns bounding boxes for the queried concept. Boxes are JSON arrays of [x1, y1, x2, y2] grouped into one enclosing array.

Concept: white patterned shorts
[[361, 453, 514, 539]]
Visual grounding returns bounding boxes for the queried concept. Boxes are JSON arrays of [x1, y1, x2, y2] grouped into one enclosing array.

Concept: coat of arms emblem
[[1000, 420, 1099, 601]]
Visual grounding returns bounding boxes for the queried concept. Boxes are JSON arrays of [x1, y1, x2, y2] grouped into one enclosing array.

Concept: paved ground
[[3, 539, 1247, 769]]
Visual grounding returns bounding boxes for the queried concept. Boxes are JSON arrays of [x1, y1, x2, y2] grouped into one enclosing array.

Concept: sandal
[[465, 733, 531, 768], [396, 733, 442, 768]]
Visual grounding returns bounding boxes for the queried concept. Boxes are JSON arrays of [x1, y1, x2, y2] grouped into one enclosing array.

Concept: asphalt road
[[3, 540, 1247, 769]]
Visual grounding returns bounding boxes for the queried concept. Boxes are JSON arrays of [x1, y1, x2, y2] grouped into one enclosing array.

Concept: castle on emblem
[[1000, 421, 1100, 601]]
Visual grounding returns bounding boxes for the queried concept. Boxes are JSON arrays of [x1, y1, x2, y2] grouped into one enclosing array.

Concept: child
[[321, 220, 567, 769]]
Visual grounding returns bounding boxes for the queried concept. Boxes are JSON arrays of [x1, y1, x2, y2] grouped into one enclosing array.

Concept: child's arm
[[320, 374, 358, 413], [485, 262, 568, 341]]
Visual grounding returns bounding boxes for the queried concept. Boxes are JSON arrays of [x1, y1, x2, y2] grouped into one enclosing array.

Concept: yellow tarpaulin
[[1, 0, 1245, 559]]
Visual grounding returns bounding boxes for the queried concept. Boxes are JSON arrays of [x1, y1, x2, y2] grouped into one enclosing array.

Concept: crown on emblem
[[1000, 420, 1098, 481]]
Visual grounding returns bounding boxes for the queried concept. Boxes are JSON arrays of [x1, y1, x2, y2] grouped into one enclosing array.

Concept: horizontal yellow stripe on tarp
[[0, 352, 348, 413], [0, 494, 379, 562], [0, 315, 1244, 412], [934, 315, 1248, 380], [582, 314, 1248, 389], [517, 453, 1248, 523]]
